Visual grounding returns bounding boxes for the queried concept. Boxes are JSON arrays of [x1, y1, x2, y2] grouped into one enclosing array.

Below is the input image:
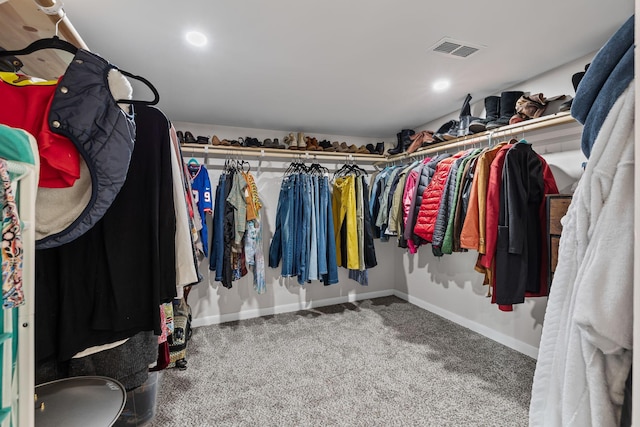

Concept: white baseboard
[[393, 291, 539, 359], [191, 289, 395, 328]]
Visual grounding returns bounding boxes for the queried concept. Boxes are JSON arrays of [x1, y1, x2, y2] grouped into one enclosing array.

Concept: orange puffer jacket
[[413, 152, 465, 243]]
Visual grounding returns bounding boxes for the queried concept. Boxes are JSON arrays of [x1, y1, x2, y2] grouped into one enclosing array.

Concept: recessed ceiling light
[[186, 31, 207, 47], [432, 79, 450, 92]]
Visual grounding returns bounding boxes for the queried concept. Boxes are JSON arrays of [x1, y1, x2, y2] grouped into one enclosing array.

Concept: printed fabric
[[1, 158, 24, 308]]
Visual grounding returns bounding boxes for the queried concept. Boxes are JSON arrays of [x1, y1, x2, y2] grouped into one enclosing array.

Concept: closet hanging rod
[[32, 0, 89, 50], [374, 112, 579, 167], [179, 145, 383, 163]]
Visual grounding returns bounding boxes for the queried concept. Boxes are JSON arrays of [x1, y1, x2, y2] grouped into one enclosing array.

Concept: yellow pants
[[332, 176, 359, 269]]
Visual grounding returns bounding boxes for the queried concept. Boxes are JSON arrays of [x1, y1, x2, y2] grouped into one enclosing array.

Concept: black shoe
[[184, 131, 197, 143], [196, 135, 209, 144], [469, 96, 500, 134], [456, 93, 477, 137], [486, 91, 524, 130], [245, 137, 261, 147], [375, 142, 385, 155], [388, 129, 414, 155], [176, 130, 185, 144], [319, 139, 333, 150]]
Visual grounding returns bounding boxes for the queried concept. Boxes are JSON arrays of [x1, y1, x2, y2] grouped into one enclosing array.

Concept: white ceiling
[[59, 0, 633, 138]]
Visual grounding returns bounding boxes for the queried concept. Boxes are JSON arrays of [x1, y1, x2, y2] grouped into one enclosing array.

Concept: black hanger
[[0, 36, 77, 56], [0, 36, 160, 106]]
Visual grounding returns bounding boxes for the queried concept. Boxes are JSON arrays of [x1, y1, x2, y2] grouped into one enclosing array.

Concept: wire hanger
[[0, 11, 160, 106]]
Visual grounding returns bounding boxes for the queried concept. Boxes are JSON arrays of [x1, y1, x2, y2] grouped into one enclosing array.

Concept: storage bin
[[113, 371, 160, 426]]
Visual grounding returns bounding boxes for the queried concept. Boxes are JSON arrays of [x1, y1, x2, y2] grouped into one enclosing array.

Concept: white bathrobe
[[529, 82, 634, 427]]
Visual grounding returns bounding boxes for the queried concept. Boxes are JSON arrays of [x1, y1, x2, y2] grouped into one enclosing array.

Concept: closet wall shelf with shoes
[[179, 143, 385, 162], [376, 111, 580, 167]]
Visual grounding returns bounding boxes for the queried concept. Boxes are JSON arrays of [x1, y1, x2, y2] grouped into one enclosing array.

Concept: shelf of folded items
[[179, 143, 386, 162], [375, 111, 580, 167]]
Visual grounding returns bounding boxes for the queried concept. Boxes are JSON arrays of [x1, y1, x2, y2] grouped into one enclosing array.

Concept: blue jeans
[[308, 175, 319, 281], [268, 175, 295, 276], [297, 175, 312, 284], [209, 173, 226, 280], [323, 176, 339, 285], [317, 176, 328, 276]]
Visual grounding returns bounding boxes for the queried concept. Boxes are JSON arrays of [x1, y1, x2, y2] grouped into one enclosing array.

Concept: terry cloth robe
[[530, 15, 635, 427], [529, 85, 635, 427]]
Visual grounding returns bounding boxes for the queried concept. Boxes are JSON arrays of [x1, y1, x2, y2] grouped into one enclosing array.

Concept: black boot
[[387, 129, 414, 155], [456, 93, 479, 137], [469, 96, 500, 133], [375, 142, 385, 155], [486, 91, 524, 130]]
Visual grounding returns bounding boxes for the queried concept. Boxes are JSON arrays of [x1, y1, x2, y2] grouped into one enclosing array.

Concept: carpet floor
[[149, 296, 535, 426]]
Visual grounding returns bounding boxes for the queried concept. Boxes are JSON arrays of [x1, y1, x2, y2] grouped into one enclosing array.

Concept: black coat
[[495, 143, 544, 305]]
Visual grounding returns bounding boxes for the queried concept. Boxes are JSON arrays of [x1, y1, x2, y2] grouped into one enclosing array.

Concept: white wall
[[172, 122, 397, 327], [172, 53, 592, 357]]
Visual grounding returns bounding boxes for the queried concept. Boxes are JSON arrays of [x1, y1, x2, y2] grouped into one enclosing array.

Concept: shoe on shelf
[[455, 93, 479, 137], [196, 135, 210, 144], [357, 145, 370, 154], [469, 95, 501, 134], [176, 130, 185, 144], [433, 120, 455, 142], [375, 142, 385, 155], [486, 90, 524, 130], [406, 130, 435, 154], [183, 131, 196, 143], [443, 120, 460, 140], [245, 137, 261, 147], [387, 129, 415, 155], [211, 135, 222, 146]]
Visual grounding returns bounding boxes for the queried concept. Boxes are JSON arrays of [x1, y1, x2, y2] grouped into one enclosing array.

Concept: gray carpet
[[149, 296, 535, 426]]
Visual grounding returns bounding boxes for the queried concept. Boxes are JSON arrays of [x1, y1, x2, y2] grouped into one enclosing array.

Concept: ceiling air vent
[[429, 38, 484, 59]]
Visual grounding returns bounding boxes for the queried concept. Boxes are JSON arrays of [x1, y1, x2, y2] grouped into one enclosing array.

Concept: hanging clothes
[[243, 170, 265, 294], [414, 152, 465, 243], [187, 161, 212, 258], [494, 142, 545, 305], [209, 161, 265, 291], [35, 105, 177, 364], [0, 158, 24, 308], [168, 126, 200, 290], [269, 161, 339, 286]]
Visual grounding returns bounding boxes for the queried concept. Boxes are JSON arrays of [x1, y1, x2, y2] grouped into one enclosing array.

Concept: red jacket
[[414, 151, 465, 243]]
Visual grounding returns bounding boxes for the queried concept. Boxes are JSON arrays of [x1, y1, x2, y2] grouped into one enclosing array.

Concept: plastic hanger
[[0, 36, 77, 56], [0, 35, 160, 106]]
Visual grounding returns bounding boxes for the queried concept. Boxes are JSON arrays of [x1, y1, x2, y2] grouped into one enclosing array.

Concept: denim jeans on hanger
[[209, 173, 226, 281], [297, 174, 312, 284], [317, 175, 328, 277], [269, 175, 295, 277], [308, 175, 319, 281]]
